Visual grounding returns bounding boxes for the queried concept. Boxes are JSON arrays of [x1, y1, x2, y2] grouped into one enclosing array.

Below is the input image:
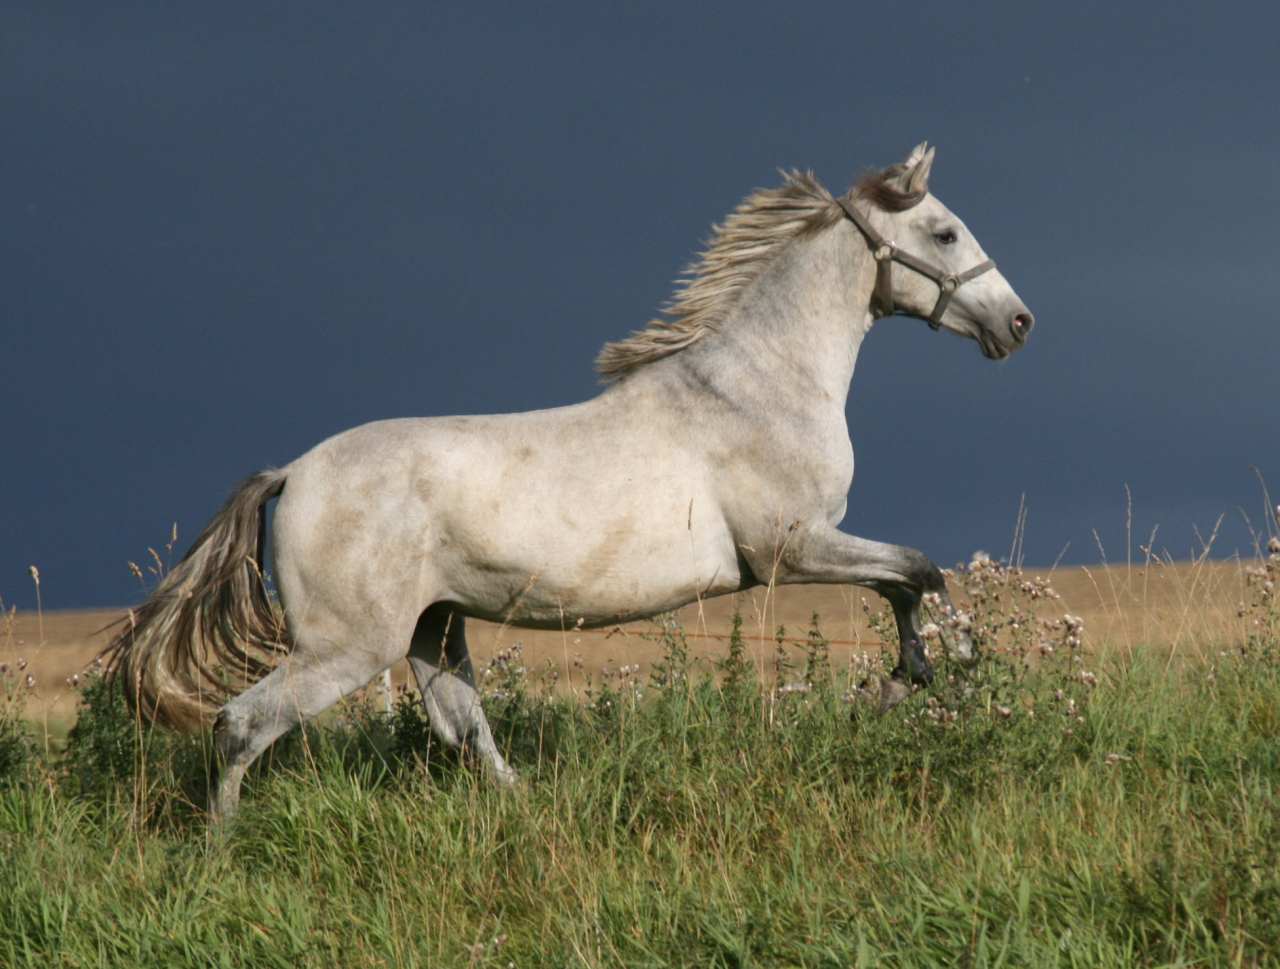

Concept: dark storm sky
[[3, 2, 1278, 609]]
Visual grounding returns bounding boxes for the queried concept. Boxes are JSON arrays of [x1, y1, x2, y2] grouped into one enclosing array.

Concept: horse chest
[[758, 420, 854, 510]]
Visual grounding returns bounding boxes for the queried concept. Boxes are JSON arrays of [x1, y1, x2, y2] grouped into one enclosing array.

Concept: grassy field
[[2, 549, 1279, 967]]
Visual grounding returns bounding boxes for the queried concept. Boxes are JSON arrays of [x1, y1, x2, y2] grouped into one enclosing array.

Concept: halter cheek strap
[[834, 196, 996, 330]]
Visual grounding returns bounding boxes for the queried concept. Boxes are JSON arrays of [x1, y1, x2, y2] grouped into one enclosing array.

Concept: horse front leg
[[773, 525, 974, 709]]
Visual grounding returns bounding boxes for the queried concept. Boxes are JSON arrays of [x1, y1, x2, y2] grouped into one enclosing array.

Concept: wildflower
[[1079, 670, 1098, 687], [1269, 536, 1280, 555], [1104, 753, 1130, 766], [994, 704, 1012, 719], [25, 674, 35, 689]]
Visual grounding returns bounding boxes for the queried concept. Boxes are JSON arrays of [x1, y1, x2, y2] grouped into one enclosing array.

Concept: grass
[[2, 548, 1279, 967]]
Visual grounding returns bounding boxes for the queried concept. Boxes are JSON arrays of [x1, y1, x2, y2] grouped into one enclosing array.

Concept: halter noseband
[[835, 196, 996, 330]]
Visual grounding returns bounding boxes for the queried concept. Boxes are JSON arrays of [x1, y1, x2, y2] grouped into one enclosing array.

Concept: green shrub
[[60, 669, 139, 793], [0, 666, 35, 786]]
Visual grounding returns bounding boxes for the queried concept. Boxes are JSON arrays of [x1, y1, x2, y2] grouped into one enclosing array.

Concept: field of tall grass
[[2, 539, 1279, 967]]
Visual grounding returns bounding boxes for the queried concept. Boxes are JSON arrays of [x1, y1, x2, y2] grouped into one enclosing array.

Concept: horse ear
[[883, 142, 934, 198], [902, 141, 930, 169], [906, 145, 935, 195]]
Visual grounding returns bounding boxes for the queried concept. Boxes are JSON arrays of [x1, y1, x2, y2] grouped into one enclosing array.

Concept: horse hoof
[[878, 677, 912, 714], [489, 763, 522, 790]]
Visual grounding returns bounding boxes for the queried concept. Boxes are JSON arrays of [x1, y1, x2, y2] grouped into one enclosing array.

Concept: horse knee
[[897, 548, 944, 594]]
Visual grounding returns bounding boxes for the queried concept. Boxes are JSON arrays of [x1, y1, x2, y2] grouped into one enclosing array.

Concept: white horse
[[107, 143, 1034, 820]]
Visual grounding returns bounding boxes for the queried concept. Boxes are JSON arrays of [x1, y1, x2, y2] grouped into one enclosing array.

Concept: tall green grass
[[2, 551, 1279, 967]]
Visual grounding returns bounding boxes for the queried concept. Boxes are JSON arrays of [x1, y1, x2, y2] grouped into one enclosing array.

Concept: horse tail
[[103, 468, 292, 730]]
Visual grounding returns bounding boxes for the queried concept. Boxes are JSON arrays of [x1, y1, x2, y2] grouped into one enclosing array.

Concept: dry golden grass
[[3, 557, 1254, 728]]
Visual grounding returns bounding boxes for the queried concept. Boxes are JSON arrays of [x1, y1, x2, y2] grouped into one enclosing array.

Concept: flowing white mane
[[595, 170, 841, 381]]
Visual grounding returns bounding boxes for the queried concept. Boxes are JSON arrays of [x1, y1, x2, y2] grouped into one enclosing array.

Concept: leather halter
[[835, 195, 996, 330]]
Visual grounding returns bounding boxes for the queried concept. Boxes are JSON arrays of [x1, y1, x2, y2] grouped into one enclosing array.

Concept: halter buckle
[[874, 244, 893, 262], [940, 275, 959, 292]]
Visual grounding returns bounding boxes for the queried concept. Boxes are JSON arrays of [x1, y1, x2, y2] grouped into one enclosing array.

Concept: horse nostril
[[1011, 312, 1035, 341]]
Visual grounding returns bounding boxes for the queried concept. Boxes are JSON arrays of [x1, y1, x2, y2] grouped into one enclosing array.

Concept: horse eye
[[934, 229, 958, 245]]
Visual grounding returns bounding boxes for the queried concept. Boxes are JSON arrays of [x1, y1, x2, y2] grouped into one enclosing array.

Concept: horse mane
[[595, 170, 841, 381], [595, 165, 919, 381]]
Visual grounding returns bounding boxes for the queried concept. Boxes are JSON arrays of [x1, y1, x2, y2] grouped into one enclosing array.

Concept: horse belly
[[441, 480, 742, 628]]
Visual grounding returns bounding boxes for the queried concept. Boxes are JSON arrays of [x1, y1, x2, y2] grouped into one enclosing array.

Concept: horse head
[[847, 142, 1035, 360]]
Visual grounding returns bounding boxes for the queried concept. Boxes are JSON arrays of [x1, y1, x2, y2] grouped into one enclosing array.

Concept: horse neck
[[672, 221, 876, 412]]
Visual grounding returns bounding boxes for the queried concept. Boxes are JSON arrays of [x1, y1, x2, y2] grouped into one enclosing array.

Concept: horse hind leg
[[209, 618, 407, 822], [406, 604, 516, 786]]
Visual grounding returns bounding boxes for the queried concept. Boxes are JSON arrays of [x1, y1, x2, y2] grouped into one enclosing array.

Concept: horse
[[106, 142, 1035, 820]]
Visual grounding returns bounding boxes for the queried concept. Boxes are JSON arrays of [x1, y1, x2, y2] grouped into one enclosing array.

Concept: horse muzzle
[[1009, 310, 1035, 344], [978, 307, 1035, 359]]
